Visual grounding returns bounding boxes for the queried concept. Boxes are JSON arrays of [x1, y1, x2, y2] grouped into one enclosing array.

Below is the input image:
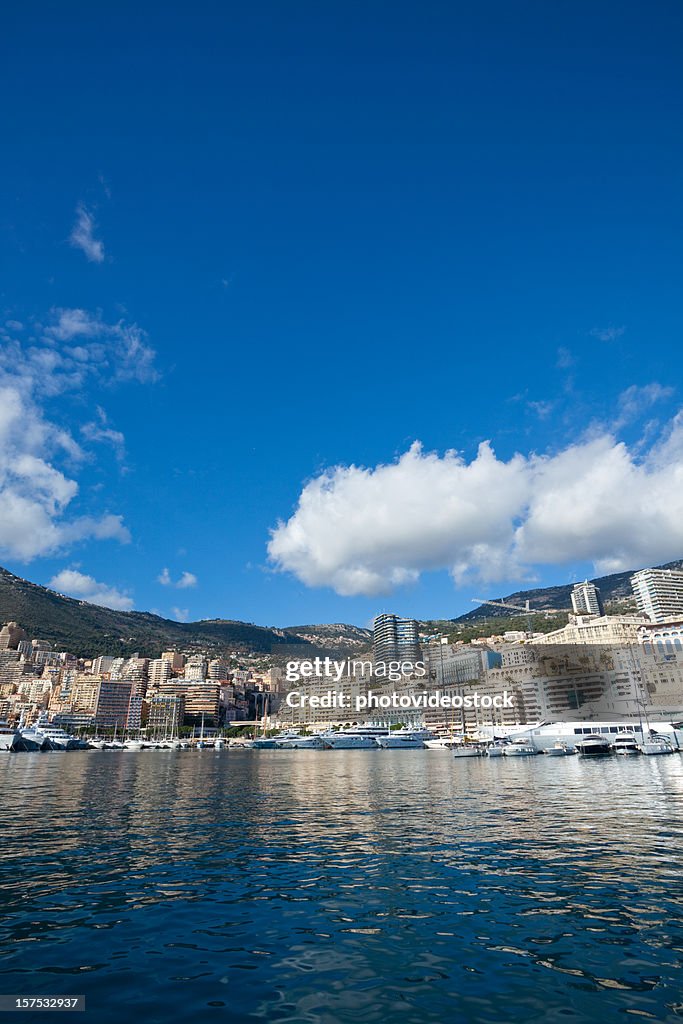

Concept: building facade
[[631, 568, 683, 623], [373, 613, 421, 666], [571, 580, 605, 616]]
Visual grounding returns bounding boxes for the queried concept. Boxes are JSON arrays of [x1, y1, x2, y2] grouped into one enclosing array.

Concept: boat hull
[[639, 741, 675, 755], [324, 737, 378, 749], [376, 738, 425, 749]]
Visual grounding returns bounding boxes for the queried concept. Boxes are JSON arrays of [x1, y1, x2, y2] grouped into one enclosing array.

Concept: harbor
[[4, 716, 683, 757]]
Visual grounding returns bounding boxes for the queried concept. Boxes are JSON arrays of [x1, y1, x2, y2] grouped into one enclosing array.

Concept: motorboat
[[322, 725, 390, 749], [504, 739, 538, 756], [123, 739, 146, 751], [544, 742, 574, 757], [424, 737, 461, 750], [485, 743, 507, 757], [639, 732, 676, 755], [575, 734, 612, 757], [375, 729, 432, 749], [612, 732, 640, 756]]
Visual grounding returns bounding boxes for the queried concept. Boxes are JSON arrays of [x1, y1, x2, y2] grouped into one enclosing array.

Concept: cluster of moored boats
[[3, 717, 680, 758], [231, 722, 682, 757], [0, 712, 221, 753]]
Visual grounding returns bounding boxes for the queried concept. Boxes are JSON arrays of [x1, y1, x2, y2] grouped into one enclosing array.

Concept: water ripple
[[2, 751, 683, 1022]]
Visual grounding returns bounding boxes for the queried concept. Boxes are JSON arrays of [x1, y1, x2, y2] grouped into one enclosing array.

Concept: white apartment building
[[184, 655, 207, 681], [570, 580, 604, 616], [148, 658, 172, 686], [631, 567, 683, 623]]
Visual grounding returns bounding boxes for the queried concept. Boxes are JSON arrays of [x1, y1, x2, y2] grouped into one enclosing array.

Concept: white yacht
[[322, 725, 389, 749], [612, 732, 640, 755], [485, 742, 507, 757], [251, 736, 279, 749], [376, 729, 433, 749], [503, 739, 538, 756], [276, 734, 325, 749], [575, 734, 612, 757], [123, 739, 146, 751], [544, 742, 574, 757], [19, 713, 80, 751], [526, 719, 683, 752], [20, 718, 52, 751], [0, 719, 21, 752], [424, 736, 461, 750]]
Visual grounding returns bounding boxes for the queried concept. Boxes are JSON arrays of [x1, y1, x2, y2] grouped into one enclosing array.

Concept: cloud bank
[[0, 310, 156, 561], [268, 416, 683, 597]]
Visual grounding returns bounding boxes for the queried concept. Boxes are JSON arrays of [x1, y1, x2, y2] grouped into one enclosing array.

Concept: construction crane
[[471, 597, 534, 635]]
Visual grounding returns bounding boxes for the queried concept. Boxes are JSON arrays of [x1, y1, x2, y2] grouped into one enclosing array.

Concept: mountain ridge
[[2, 557, 682, 659], [0, 567, 367, 659]]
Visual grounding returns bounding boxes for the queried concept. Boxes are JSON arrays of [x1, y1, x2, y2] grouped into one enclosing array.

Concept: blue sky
[[1, 1, 682, 627]]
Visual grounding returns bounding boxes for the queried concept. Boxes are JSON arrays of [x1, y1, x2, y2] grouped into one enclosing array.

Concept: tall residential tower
[[373, 613, 421, 667], [570, 580, 605, 616], [631, 567, 683, 623]]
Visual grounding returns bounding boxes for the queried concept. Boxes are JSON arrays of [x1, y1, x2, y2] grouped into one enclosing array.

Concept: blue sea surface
[[2, 750, 683, 1023]]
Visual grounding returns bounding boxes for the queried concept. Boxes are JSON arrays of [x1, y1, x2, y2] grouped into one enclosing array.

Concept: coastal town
[[2, 566, 683, 753]]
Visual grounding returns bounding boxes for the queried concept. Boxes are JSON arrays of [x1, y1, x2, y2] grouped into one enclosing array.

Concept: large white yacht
[[32, 714, 82, 750], [276, 733, 325, 749], [376, 728, 433, 749], [520, 719, 683, 753], [321, 725, 390, 749], [0, 719, 21, 752]]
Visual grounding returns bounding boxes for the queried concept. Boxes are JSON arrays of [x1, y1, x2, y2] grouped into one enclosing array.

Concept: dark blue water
[[2, 750, 683, 1023]]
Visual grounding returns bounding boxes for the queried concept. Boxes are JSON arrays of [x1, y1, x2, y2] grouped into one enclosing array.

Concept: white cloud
[[171, 606, 189, 622], [0, 317, 146, 562], [176, 571, 197, 589], [615, 382, 673, 429], [48, 569, 133, 611], [268, 417, 683, 596], [46, 307, 158, 384], [158, 567, 198, 588], [81, 407, 126, 461], [0, 379, 131, 561], [69, 203, 105, 263]]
